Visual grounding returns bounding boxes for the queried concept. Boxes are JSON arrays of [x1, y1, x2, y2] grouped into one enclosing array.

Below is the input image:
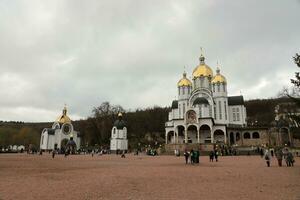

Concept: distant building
[[40, 106, 81, 151], [110, 113, 128, 152]]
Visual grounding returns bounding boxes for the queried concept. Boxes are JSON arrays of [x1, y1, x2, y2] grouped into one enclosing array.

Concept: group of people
[[183, 149, 200, 164], [264, 148, 295, 167], [209, 150, 219, 162]]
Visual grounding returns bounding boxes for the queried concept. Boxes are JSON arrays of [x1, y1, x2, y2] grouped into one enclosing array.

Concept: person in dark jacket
[[209, 151, 214, 162], [190, 149, 194, 164], [184, 150, 190, 164]]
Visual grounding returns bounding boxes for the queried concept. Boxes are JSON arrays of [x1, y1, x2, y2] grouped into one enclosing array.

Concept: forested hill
[[0, 97, 294, 148]]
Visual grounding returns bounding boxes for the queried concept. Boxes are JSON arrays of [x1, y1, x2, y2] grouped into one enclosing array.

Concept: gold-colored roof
[[192, 54, 213, 78], [56, 106, 71, 124], [178, 72, 192, 87], [211, 67, 227, 84]]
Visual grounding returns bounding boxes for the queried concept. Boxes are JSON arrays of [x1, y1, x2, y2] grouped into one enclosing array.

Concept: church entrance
[[199, 125, 211, 143], [214, 129, 225, 144], [177, 126, 185, 144], [187, 125, 197, 143], [230, 132, 235, 145], [61, 138, 69, 152]]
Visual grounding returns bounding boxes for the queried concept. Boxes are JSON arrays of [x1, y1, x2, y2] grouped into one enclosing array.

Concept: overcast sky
[[0, 0, 299, 122]]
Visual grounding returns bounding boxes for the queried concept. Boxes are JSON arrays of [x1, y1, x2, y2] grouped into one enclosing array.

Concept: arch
[[199, 124, 211, 143], [60, 138, 69, 151], [252, 132, 260, 139], [187, 125, 197, 143], [243, 132, 250, 139], [236, 132, 240, 141], [230, 132, 235, 145], [167, 131, 174, 144], [214, 129, 225, 144], [177, 125, 185, 144]]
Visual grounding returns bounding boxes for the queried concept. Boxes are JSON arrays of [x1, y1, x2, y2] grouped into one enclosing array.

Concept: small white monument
[[110, 113, 128, 153]]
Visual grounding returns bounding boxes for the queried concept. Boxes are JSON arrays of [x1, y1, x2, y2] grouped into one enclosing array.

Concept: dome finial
[[216, 61, 220, 74], [63, 104, 67, 115], [183, 66, 187, 77], [199, 47, 205, 64]]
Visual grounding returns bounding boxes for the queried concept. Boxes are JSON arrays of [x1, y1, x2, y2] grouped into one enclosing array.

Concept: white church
[[165, 53, 247, 146], [40, 106, 81, 151]]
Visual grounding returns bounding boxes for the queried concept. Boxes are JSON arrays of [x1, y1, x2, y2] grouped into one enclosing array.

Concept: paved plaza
[[0, 154, 299, 200]]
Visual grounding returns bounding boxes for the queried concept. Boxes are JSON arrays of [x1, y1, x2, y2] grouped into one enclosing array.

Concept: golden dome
[[211, 67, 227, 84], [177, 72, 192, 87], [56, 106, 71, 124], [192, 54, 213, 78]]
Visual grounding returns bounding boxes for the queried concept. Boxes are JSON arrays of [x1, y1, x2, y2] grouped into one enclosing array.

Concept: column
[[210, 130, 214, 143], [165, 132, 168, 144], [173, 131, 176, 144], [184, 126, 188, 143], [197, 129, 200, 143], [224, 131, 227, 144]]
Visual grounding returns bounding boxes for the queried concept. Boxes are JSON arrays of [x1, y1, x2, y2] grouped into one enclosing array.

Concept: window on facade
[[209, 105, 212, 117], [224, 101, 227, 120], [223, 84, 226, 92], [179, 104, 181, 118], [213, 85, 215, 92], [183, 103, 185, 115], [244, 132, 250, 139], [233, 107, 236, 121], [219, 101, 222, 120], [200, 78, 204, 87], [178, 88, 180, 95], [182, 87, 185, 95], [217, 84, 220, 92], [236, 112, 240, 121]]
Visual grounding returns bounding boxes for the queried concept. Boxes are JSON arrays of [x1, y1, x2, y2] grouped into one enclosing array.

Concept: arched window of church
[[217, 84, 220, 92], [244, 132, 250, 139], [213, 85, 215, 92], [182, 87, 185, 95], [200, 77, 204, 87], [219, 102, 222, 119], [252, 132, 260, 139], [183, 103, 185, 115]]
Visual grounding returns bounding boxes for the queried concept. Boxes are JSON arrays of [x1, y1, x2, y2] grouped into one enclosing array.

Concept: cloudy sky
[[0, 0, 299, 122]]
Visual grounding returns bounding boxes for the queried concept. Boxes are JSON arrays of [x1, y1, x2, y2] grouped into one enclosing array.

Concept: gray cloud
[[0, 0, 299, 122]]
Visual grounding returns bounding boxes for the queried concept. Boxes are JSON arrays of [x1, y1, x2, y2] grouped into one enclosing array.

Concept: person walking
[[275, 149, 283, 167], [214, 150, 219, 162], [190, 149, 195, 164], [286, 151, 294, 167], [264, 149, 271, 167], [52, 150, 55, 159], [184, 150, 190, 164], [209, 151, 214, 162]]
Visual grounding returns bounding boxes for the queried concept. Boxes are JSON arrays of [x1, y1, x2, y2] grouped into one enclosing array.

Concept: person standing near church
[[264, 149, 271, 167], [184, 150, 190, 164], [275, 148, 283, 167]]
